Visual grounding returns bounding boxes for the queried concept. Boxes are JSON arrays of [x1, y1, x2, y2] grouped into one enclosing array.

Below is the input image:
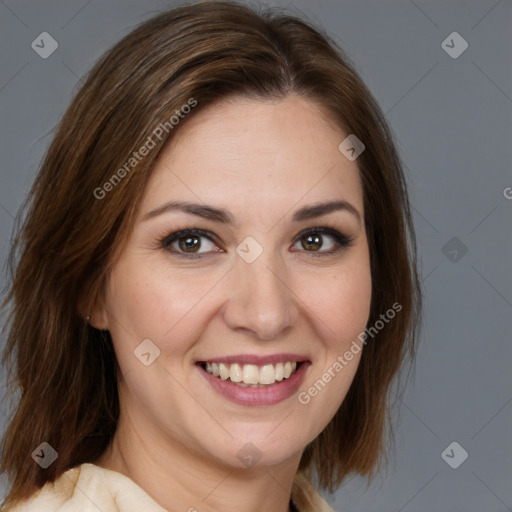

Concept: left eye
[[292, 232, 337, 252], [291, 227, 351, 255]]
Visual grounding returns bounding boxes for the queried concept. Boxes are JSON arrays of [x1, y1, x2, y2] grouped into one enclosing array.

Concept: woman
[[0, 1, 421, 511]]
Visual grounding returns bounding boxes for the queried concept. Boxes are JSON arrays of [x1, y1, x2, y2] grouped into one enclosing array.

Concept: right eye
[[160, 228, 223, 259]]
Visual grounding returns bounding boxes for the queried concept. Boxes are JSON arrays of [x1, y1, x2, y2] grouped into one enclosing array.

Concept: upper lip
[[197, 353, 310, 366]]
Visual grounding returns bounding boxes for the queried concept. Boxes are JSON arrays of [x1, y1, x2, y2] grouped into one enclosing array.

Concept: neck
[[95, 407, 302, 512]]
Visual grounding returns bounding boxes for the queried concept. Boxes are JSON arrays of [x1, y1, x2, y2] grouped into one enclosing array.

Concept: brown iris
[[302, 234, 322, 251], [179, 235, 201, 252]]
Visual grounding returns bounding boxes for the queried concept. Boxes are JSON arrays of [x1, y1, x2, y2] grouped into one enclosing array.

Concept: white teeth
[[243, 364, 259, 384], [284, 361, 292, 379], [275, 362, 284, 381], [229, 363, 243, 382], [259, 364, 275, 385], [219, 363, 229, 380], [203, 361, 300, 385]]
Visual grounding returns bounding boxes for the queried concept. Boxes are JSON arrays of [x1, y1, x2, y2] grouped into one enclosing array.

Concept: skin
[[92, 94, 372, 512]]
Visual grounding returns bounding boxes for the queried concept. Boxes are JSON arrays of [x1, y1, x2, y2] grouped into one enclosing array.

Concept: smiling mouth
[[199, 361, 301, 387]]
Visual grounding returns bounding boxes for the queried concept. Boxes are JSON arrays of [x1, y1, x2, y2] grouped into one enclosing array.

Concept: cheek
[[301, 258, 372, 347], [105, 260, 225, 362], [292, 261, 371, 439]]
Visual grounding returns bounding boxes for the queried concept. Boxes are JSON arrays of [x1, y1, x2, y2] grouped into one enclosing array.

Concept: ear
[[77, 284, 110, 330]]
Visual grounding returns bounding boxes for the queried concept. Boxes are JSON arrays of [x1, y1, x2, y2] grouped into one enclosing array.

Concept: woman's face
[[97, 94, 372, 469]]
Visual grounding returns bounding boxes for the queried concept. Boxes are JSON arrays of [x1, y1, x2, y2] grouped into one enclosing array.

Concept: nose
[[221, 250, 299, 341]]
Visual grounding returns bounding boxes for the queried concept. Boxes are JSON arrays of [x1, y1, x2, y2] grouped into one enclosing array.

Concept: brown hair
[[1, 0, 421, 507]]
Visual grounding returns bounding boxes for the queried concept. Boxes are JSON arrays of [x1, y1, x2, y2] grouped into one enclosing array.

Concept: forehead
[[140, 94, 363, 225]]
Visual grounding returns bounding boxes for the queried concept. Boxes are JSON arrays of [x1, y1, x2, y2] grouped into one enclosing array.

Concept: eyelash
[[159, 225, 354, 259]]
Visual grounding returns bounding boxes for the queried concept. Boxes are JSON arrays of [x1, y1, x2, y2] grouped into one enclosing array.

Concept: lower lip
[[198, 363, 310, 406]]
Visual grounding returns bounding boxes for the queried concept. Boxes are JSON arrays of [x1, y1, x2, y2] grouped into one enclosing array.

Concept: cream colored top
[[6, 463, 335, 512]]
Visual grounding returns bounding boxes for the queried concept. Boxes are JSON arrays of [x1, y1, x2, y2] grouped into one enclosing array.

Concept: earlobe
[[85, 304, 109, 330], [78, 291, 110, 330]]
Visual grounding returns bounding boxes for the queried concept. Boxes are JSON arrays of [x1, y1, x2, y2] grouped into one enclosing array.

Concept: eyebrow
[[142, 199, 361, 225]]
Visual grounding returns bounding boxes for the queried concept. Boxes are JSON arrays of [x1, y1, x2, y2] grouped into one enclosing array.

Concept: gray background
[[1, 0, 511, 510]]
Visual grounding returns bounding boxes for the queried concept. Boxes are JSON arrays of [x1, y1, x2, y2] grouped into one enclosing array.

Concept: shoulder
[[4, 463, 167, 512], [5, 465, 334, 512]]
